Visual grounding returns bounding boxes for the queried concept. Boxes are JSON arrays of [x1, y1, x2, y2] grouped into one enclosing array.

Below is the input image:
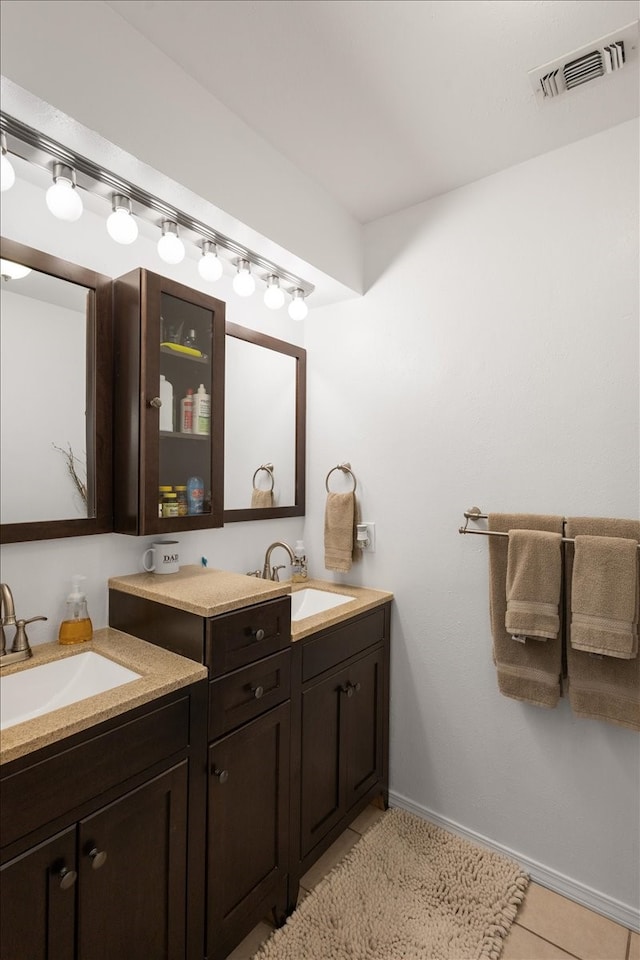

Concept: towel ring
[[252, 463, 274, 492], [325, 462, 357, 493]]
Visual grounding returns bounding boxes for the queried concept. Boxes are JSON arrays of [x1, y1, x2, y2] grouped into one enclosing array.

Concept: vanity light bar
[[0, 112, 315, 299]]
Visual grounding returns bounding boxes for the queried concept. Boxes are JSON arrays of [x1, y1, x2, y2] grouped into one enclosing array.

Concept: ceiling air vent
[[529, 20, 637, 102]]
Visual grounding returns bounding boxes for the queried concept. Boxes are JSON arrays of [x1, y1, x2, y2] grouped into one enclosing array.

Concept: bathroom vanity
[[0, 633, 208, 960], [0, 569, 392, 960], [109, 566, 392, 959]]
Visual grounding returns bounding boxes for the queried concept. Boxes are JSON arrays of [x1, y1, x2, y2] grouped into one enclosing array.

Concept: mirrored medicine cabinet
[[0, 237, 113, 544], [0, 238, 306, 543]]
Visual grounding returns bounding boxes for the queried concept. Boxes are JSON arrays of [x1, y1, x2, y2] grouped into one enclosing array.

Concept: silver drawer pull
[[88, 847, 107, 870], [58, 866, 77, 890], [251, 628, 265, 642], [149, 396, 162, 408], [212, 767, 229, 784], [251, 684, 264, 700]]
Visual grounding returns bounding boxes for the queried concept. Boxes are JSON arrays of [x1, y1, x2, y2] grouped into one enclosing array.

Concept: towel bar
[[458, 507, 640, 548], [325, 462, 357, 493], [253, 463, 274, 492]]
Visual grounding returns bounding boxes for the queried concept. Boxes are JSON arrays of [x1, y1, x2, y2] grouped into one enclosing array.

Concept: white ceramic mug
[[143, 540, 180, 574]]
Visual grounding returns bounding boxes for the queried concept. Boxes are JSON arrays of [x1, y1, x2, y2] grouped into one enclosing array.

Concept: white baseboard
[[388, 790, 640, 933]]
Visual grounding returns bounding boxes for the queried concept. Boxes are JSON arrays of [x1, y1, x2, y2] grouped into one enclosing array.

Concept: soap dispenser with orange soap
[[58, 575, 93, 645]]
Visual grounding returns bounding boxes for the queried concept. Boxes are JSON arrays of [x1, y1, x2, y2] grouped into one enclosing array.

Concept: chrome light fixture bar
[[0, 112, 315, 298]]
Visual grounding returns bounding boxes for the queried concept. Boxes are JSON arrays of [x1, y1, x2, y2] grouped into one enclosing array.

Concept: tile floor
[[226, 805, 640, 960]]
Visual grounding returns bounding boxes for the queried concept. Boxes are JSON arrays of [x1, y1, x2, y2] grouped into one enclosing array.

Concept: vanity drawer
[[1, 697, 189, 848], [206, 597, 291, 677], [208, 649, 291, 740], [302, 607, 386, 682]]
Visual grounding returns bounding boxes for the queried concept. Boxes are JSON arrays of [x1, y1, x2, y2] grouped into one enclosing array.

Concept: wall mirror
[[0, 237, 113, 543], [224, 322, 306, 521]]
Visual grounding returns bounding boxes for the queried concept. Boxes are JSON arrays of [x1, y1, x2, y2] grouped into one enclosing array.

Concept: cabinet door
[[299, 665, 349, 859], [344, 646, 385, 810], [77, 762, 188, 960], [207, 701, 290, 958], [113, 269, 225, 535], [0, 826, 76, 960]]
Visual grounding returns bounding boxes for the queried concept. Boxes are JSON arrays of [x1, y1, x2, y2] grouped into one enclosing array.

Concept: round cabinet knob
[[354, 682, 361, 693], [340, 683, 354, 698], [88, 847, 107, 870], [252, 628, 265, 642], [149, 396, 162, 408], [251, 684, 264, 700], [213, 767, 229, 784], [58, 866, 78, 890]]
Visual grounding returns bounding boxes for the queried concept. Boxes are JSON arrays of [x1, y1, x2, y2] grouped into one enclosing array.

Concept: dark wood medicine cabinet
[[0, 242, 307, 543]]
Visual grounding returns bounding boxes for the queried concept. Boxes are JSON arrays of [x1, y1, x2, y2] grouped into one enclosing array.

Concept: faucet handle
[[271, 565, 286, 582], [12, 615, 47, 653]]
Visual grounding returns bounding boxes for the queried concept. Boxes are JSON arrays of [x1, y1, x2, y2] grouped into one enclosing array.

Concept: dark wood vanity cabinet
[[112, 269, 226, 536], [0, 683, 207, 960], [108, 590, 293, 960], [289, 604, 391, 904]]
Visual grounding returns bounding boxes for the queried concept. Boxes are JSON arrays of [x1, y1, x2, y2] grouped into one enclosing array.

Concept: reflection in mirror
[[0, 237, 113, 543], [1, 269, 89, 523], [224, 323, 306, 522]]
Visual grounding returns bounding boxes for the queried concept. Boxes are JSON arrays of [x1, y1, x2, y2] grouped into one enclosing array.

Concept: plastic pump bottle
[[58, 575, 93, 645], [291, 540, 308, 583]]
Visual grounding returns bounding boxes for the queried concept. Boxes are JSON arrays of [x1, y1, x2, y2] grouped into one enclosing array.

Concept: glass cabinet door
[[113, 269, 225, 536]]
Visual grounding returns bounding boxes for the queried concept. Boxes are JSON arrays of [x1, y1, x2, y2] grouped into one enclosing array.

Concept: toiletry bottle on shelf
[[292, 540, 308, 583], [58, 575, 93, 645], [159, 375, 174, 431], [180, 388, 194, 433], [183, 328, 198, 349], [187, 475, 204, 515], [193, 383, 210, 435], [175, 485, 188, 516]]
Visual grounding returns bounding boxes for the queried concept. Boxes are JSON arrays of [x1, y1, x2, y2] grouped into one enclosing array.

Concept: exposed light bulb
[[288, 288, 308, 321], [198, 240, 223, 282], [0, 258, 31, 280], [1, 135, 15, 192], [106, 194, 138, 244], [157, 219, 185, 264], [264, 275, 285, 310], [233, 259, 255, 297], [45, 163, 83, 221]]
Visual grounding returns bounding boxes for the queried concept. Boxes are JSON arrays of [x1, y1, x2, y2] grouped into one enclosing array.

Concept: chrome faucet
[[261, 541, 296, 581], [0, 583, 47, 667]]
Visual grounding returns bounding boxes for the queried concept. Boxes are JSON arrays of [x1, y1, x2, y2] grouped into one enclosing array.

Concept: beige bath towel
[[505, 530, 562, 641], [324, 491, 355, 572], [571, 535, 639, 659], [565, 518, 640, 731], [251, 488, 274, 508], [489, 514, 564, 708]]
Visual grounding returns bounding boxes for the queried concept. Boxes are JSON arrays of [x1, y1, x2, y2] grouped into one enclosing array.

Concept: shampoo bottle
[[180, 388, 194, 433], [58, 575, 93, 645], [159, 375, 174, 431], [193, 383, 211, 435]]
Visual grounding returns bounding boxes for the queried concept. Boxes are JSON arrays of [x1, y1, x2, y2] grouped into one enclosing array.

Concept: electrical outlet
[[359, 522, 375, 552]]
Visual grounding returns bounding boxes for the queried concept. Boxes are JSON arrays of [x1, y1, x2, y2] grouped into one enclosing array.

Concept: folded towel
[[571, 535, 638, 659], [324, 492, 355, 572], [505, 530, 562, 641], [489, 514, 565, 708], [565, 518, 640, 731], [251, 488, 274, 508]]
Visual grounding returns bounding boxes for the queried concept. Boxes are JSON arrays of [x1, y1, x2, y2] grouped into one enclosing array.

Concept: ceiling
[[105, 0, 639, 224]]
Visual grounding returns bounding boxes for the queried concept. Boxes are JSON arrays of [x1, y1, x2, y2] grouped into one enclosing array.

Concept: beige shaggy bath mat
[[255, 807, 529, 960]]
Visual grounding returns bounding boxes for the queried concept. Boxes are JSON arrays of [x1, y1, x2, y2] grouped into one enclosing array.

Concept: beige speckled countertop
[[108, 564, 290, 617], [107, 566, 392, 641], [0, 629, 207, 766]]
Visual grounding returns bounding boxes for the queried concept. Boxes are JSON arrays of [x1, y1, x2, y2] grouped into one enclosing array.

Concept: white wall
[[303, 119, 640, 923]]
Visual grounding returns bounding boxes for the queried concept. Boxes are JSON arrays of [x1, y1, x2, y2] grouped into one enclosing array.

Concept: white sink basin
[[0, 652, 141, 731], [291, 588, 355, 622]]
